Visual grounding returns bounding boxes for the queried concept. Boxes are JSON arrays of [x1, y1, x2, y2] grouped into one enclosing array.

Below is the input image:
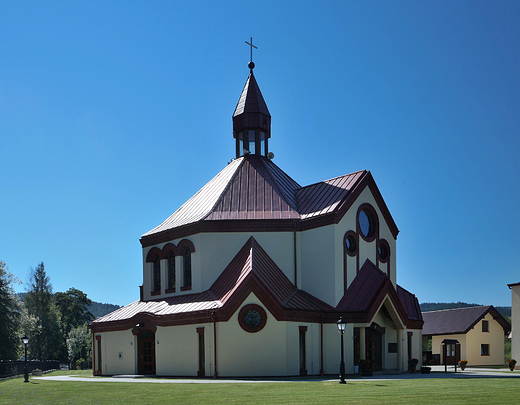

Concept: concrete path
[[33, 367, 520, 384]]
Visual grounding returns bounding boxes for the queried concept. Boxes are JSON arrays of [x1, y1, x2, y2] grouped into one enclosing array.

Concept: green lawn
[[1, 371, 519, 405]]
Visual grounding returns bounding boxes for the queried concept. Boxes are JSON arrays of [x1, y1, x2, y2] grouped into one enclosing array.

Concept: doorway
[[137, 330, 156, 375], [365, 327, 383, 371]]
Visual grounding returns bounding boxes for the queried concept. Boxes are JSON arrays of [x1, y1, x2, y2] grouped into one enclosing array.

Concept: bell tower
[[232, 38, 271, 158]]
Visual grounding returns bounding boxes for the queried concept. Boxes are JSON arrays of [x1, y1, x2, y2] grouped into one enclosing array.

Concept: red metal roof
[[296, 170, 366, 220], [397, 285, 422, 321], [336, 260, 387, 313], [206, 156, 300, 221]]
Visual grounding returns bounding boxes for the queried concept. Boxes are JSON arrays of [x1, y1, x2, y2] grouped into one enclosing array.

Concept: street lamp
[[337, 317, 347, 384], [22, 334, 29, 383]]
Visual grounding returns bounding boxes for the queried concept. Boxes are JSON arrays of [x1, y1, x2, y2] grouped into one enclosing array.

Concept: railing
[[0, 360, 60, 379]]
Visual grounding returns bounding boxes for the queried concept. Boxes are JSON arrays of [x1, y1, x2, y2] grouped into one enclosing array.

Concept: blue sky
[[1, 1, 519, 307]]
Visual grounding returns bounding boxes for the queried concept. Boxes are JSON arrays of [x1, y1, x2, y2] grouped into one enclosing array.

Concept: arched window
[[182, 248, 192, 291], [167, 251, 176, 292], [153, 255, 161, 293]]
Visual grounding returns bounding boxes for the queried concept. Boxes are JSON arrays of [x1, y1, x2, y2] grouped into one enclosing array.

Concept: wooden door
[[138, 331, 156, 375]]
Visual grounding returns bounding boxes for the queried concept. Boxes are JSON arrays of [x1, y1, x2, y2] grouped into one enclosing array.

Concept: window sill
[[180, 286, 192, 292], [151, 291, 161, 296], [165, 288, 176, 294]]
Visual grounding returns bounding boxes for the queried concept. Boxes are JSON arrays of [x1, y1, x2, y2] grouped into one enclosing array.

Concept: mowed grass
[[1, 371, 520, 405]]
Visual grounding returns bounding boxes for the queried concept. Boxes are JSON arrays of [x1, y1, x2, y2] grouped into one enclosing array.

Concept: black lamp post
[[337, 317, 347, 384], [22, 334, 29, 383]]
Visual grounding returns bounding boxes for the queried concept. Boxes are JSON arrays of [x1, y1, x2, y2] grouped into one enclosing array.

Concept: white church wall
[[299, 224, 336, 306], [322, 323, 354, 375], [198, 232, 295, 292], [217, 293, 288, 376], [155, 323, 207, 377], [285, 321, 321, 376], [97, 331, 136, 375]]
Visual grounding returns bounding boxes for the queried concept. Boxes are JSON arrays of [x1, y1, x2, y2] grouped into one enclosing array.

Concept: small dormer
[[233, 61, 271, 158]]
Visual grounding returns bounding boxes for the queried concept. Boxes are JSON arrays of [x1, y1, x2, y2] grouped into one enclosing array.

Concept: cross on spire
[[245, 37, 257, 64]]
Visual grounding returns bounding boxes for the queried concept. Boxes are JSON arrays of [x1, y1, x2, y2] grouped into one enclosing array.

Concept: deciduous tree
[[0, 261, 21, 360], [55, 288, 94, 336]]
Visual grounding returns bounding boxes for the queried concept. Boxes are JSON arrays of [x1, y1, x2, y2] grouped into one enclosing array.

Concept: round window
[[238, 304, 267, 333], [358, 209, 372, 237], [358, 205, 377, 241], [243, 309, 262, 328], [377, 240, 389, 262], [346, 235, 356, 252], [344, 232, 357, 256]]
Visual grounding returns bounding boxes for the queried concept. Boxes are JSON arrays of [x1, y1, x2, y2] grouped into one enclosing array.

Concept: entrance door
[[444, 343, 460, 365], [138, 331, 156, 375], [365, 328, 383, 371]]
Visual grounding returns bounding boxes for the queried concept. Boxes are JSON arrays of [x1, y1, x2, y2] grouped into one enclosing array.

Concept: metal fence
[[0, 360, 60, 379]]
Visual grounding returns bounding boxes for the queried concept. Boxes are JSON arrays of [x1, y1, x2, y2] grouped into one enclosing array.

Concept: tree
[[0, 261, 21, 360], [24, 262, 64, 360], [67, 324, 92, 368], [55, 288, 94, 336]]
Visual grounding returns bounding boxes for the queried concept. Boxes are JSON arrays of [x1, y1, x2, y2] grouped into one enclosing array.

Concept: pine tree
[[24, 262, 64, 360]]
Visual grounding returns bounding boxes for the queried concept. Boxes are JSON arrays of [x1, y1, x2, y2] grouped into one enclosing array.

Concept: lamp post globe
[[22, 334, 29, 383], [337, 317, 347, 384]]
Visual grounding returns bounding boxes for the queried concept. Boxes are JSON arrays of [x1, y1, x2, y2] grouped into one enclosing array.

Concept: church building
[[90, 58, 423, 377]]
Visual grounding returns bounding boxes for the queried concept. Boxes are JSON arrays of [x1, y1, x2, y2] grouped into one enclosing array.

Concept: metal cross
[[245, 37, 257, 62]]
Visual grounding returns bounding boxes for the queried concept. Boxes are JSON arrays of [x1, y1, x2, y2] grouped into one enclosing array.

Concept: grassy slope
[[1, 371, 520, 405]]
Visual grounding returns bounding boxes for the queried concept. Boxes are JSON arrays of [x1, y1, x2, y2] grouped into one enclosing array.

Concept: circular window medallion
[[238, 304, 267, 333]]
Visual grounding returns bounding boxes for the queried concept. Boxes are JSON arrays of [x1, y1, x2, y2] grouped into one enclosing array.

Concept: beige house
[[90, 61, 423, 377], [508, 282, 520, 369], [422, 306, 510, 366]]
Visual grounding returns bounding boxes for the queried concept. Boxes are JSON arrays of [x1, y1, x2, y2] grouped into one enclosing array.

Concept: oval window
[[358, 209, 373, 238], [377, 240, 390, 262], [345, 233, 357, 255]]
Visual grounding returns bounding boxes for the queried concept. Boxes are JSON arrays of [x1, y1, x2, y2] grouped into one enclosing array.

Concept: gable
[[336, 259, 422, 328]]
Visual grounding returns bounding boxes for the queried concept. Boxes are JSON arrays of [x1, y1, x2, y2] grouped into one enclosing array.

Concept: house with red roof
[[90, 59, 423, 377], [422, 306, 510, 366]]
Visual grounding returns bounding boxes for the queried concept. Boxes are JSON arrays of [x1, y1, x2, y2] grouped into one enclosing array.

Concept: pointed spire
[[233, 48, 271, 158]]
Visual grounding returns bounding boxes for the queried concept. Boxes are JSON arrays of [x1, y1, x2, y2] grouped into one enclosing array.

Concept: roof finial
[[245, 37, 257, 70]]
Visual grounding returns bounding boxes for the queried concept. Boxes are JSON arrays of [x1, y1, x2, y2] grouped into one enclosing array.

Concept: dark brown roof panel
[[397, 285, 423, 321], [421, 306, 510, 335], [336, 260, 387, 312]]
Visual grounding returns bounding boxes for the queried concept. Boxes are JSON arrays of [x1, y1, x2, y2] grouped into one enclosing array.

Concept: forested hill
[[89, 302, 121, 318], [420, 302, 511, 318], [16, 293, 120, 319]]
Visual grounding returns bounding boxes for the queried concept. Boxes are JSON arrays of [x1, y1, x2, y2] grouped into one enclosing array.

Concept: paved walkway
[[33, 367, 520, 384]]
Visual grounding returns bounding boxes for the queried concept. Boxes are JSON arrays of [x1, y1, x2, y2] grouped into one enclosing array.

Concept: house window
[[481, 344, 490, 356], [181, 248, 192, 291], [482, 320, 489, 332], [167, 251, 176, 292], [152, 255, 161, 294]]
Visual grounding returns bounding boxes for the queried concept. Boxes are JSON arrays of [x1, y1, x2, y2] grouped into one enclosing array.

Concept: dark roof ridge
[[259, 156, 300, 212], [199, 157, 246, 221]]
